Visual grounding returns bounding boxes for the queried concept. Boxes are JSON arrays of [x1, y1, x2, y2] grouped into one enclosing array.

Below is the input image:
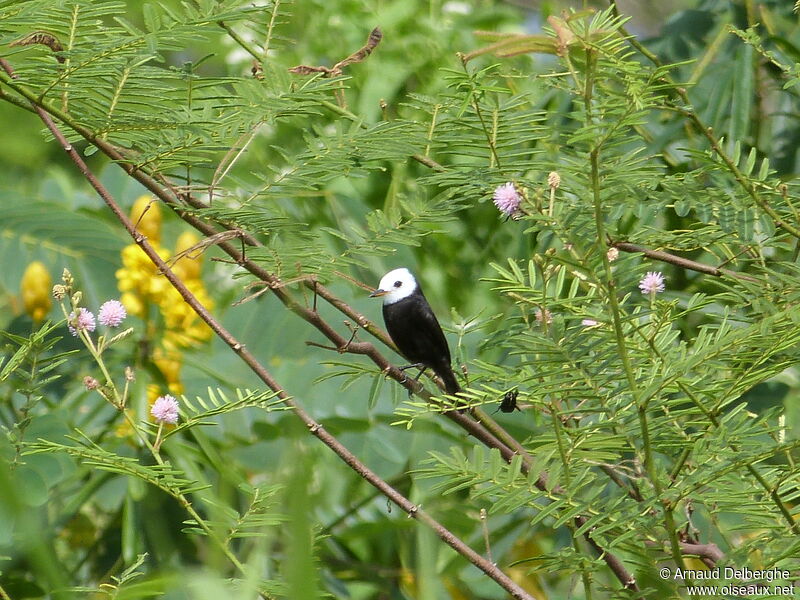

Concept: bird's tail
[[436, 366, 461, 395]]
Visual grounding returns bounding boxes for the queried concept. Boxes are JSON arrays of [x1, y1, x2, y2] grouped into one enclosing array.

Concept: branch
[[289, 27, 382, 76], [611, 240, 759, 283], [678, 542, 725, 565]]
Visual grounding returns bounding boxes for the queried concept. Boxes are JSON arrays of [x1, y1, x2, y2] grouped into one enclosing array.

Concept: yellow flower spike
[[120, 292, 144, 317], [21, 261, 53, 322], [114, 410, 135, 439], [130, 195, 162, 243], [116, 242, 171, 307], [153, 348, 183, 386], [173, 231, 202, 281], [146, 383, 161, 407]]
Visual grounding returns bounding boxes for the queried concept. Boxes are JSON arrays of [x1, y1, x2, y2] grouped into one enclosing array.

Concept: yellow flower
[[20, 261, 52, 322], [173, 231, 202, 281], [115, 204, 215, 400], [160, 278, 214, 348], [116, 243, 172, 304], [130, 195, 162, 243], [120, 292, 144, 318], [147, 383, 161, 407], [114, 410, 135, 439], [153, 348, 185, 395]]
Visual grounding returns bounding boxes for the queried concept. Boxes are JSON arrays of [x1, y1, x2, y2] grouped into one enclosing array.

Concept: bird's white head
[[370, 267, 418, 305]]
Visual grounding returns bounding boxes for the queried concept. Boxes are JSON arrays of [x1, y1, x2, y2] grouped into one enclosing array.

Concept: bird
[[370, 267, 461, 395]]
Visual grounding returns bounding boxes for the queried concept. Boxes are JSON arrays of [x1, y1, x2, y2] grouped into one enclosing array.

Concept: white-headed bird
[[370, 267, 460, 395]]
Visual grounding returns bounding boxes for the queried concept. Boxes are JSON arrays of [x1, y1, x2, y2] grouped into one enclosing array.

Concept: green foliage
[[1, 0, 800, 599]]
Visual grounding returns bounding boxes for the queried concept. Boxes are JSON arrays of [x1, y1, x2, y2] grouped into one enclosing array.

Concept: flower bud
[[21, 261, 52, 322]]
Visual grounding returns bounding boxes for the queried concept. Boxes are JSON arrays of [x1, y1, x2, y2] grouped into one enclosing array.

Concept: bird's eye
[[394, 281, 402, 288]]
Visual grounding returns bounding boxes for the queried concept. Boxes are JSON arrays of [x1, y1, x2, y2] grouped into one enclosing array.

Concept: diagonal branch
[[289, 27, 382, 76], [611, 240, 759, 282]]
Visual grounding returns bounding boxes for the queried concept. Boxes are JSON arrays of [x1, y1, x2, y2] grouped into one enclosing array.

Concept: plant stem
[[583, 42, 685, 570]]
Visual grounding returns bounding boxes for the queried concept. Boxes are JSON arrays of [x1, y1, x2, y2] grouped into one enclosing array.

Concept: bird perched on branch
[[370, 267, 461, 395]]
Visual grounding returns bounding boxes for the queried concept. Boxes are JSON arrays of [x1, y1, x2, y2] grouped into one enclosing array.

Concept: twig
[[677, 542, 724, 564], [289, 27, 382, 76], [161, 230, 243, 273], [480, 508, 494, 564], [611, 240, 759, 282], [217, 21, 263, 62]]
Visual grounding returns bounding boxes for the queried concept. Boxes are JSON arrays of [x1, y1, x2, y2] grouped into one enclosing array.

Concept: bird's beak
[[369, 288, 388, 298]]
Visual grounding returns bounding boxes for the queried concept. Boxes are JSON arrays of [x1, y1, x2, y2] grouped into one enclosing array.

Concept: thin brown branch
[[10, 31, 65, 62], [611, 240, 759, 283], [678, 542, 725, 565], [289, 27, 382, 76], [579, 518, 638, 590], [598, 463, 644, 502]]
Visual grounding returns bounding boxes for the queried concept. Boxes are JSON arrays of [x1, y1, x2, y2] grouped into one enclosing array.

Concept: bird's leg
[[397, 363, 426, 395]]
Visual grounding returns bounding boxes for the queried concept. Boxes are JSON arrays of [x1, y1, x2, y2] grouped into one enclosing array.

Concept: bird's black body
[[382, 287, 461, 394]]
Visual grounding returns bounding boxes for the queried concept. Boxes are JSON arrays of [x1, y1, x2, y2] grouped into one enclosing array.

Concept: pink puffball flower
[[68, 308, 96, 336], [639, 271, 666, 295], [493, 182, 522, 216], [151, 395, 180, 424], [98, 300, 127, 327]]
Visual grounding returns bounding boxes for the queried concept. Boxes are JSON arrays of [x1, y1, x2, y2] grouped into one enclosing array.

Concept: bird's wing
[[414, 300, 451, 364], [383, 295, 452, 366]]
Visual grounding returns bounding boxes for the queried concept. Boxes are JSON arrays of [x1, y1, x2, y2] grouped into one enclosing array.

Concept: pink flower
[[151, 395, 179, 424], [68, 308, 96, 336], [581, 319, 598, 327], [535, 308, 553, 324], [639, 271, 665, 295], [493, 182, 522, 215], [607, 248, 619, 262], [98, 300, 127, 327]]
